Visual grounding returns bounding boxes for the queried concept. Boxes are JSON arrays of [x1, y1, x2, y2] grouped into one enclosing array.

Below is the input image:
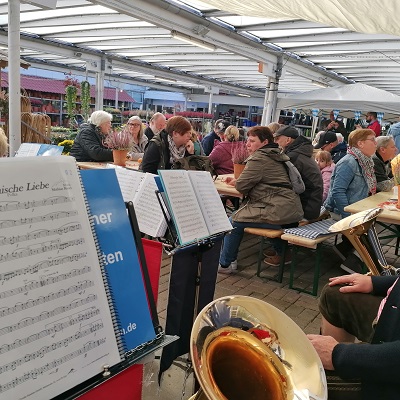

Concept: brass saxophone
[[329, 207, 400, 276]]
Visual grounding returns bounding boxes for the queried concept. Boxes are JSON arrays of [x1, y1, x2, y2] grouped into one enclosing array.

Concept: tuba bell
[[189, 295, 327, 400], [329, 207, 400, 276]]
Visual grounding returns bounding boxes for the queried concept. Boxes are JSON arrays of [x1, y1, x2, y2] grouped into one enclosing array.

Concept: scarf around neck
[[167, 134, 186, 164], [347, 146, 377, 195]]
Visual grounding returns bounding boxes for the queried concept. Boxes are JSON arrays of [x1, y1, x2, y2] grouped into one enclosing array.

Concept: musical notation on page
[[0, 156, 121, 400]]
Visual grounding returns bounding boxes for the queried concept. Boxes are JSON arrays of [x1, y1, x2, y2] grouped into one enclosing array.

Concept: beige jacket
[[233, 145, 304, 225]]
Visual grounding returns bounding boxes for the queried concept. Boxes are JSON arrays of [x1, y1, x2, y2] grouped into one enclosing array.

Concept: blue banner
[[80, 169, 156, 352]]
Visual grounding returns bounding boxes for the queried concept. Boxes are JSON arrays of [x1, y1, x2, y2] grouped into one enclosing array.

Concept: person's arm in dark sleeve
[[372, 275, 399, 296], [333, 340, 400, 383], [141, 141, 160, 174], [78, 133, 113, 161], [201, 136, 212, 156]]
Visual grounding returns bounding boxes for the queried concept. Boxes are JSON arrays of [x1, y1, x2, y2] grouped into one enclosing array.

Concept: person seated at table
[[373, 135, 396, 192], [329, 133, 348, 164], [0, 127, 8, 157], [325, 129, 377, 273], [218, 126, 303, 274], [191, 129, 205, 155], [141, 115, 194, 174], [143, 112, 167, 141], [308, 272, 400, 400], [209, 125, 240, 175], [70, 110, 113, 162], [201, 119, 229, 155], [274, 125, 323, 222], [126, 115, 148, 161]]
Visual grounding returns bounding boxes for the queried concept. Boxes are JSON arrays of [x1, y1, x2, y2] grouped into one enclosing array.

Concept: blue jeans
[[219, 217, 282, 266]]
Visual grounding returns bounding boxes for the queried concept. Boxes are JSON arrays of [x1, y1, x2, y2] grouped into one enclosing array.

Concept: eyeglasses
[[364, 137, 377, 143], [128, 123, 141, 126]]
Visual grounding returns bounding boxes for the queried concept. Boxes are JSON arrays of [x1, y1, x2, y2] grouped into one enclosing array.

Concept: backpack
[[172, 155, 216, 177], [284, 160, 305, 194]]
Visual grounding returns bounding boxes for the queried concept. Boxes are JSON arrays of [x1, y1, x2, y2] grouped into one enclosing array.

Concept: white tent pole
[[95, 58, 105, 111], [208, 92, 213, 114], [264, 79, 276, 125], [311, 116, 319, 140], [8, 0, 21, 157], [271, 80, 279, 122], [261, 77, 271, 126]]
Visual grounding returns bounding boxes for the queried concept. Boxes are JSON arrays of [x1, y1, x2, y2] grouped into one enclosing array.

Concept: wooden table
[[213, 175, 242, 198], [76, 161, 139, 170], [76, 166, 242, 198], [344, 191, 400, 225]]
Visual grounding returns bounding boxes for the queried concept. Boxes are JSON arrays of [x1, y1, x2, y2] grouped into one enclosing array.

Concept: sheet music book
[[113, 168, 168, 237], [157, 170, 232, 246], [0, 156, 121, 400], [80, 169, 156, 352], [15, 143, 64, 157]]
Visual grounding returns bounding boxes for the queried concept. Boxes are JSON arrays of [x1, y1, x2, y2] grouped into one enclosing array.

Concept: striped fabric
[[284, 219, 336, 239]]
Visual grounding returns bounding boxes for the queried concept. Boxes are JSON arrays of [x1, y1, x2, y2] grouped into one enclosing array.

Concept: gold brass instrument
[[329, 208, 400, 276], [189, 296, 327, 400]]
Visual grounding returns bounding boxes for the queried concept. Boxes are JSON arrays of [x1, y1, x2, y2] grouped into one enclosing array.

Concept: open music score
[[0, 157, 121, 400], [157, 170, 232, 246]]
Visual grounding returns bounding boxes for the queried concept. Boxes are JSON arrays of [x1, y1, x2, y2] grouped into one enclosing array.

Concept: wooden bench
[[243, 228, 286, 282], [280, 232, 336, 296]]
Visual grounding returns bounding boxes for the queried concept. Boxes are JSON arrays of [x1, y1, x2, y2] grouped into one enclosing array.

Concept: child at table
[[315, 150, 334, 202]]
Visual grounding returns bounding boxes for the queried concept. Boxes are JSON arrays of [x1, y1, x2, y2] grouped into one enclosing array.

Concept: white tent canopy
[[277, 83, 400, 120], [200, 0, 400, 36]]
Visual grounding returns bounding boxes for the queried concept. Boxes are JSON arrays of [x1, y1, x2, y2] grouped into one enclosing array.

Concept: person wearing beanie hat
[[314, 131, 339, 151]]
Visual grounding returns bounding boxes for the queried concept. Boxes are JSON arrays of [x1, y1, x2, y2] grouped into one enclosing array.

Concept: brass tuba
[[189, 296, 327, 400], [329, 208, 400, 276]]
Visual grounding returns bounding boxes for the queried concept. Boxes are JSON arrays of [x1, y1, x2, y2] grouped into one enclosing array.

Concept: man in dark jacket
[[143, 112, 167, 141], [309, 273, 400, 400], [274, 126, 323, 221]]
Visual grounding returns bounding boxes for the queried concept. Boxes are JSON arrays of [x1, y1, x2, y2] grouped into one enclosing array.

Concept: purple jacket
[[320, 163, 335, 202], [209, 141, 235, 175]]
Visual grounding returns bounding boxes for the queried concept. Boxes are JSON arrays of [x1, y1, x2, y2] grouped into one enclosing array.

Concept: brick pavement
[[143, 232, 399, 399]]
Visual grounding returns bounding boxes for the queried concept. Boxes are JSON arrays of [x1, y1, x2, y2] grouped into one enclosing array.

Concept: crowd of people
[[66, 109, 400, 399]]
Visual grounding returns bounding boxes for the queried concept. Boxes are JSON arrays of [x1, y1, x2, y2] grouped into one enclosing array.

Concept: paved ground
[[142, 230, 399, 399]]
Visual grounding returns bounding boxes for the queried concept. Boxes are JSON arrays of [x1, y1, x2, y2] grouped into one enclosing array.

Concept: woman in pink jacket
[[315, 150, 335, 202], [209, 125, 240, 175]]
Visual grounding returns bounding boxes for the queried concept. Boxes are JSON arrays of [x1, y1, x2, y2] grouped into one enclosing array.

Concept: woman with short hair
[[218, 126, 303, 273], [70, 110, 113, 162], [325, 128, 377, 219], [126, 115, 148, 160], [141, 115, 194, 174], [325, 128, 378, 272]]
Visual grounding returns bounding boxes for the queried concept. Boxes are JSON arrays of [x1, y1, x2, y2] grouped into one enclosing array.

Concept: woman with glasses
[[126, 116, 148, 161], [325, 129, 377, 273]]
